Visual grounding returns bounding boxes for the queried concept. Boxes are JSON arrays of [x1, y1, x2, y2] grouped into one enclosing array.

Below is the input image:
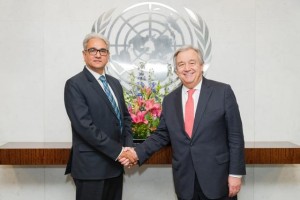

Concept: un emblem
[[92, 2, 212, 92]]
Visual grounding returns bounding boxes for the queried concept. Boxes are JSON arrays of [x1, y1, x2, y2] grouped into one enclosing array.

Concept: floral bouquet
[[124, 62, 178, 139]]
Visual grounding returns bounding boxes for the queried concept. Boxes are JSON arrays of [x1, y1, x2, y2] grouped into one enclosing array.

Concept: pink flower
[[144, 99, 155, 110], [137, 96, 144, 106], [130, 111, 148, 124], [144, 99, 162, 117], [150, 106, 162, 117]]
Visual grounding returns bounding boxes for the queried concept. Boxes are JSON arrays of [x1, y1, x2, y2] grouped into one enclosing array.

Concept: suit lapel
[[83, 68, 118, 118], [172, 86, 186, 135], [192, 78, 213, 136], [105, 75, 124, 117], [169, 85, 189, 138]]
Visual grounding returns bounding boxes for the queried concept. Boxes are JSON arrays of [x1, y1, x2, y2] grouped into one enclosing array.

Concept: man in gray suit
[[64, 33, 134, 200], [123, 46, 246, 200]]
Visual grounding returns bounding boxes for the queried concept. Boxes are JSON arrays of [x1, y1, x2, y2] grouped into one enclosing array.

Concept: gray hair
[[173, 45, 204, 70], [82, 32, 110, 50]]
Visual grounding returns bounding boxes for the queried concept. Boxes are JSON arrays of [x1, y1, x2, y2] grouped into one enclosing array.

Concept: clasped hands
[[118, 147, 138, 168]]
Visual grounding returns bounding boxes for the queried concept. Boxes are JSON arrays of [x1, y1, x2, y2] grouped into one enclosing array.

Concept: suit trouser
[[73, 174, 123, 200], [178, 176, 237, 200]]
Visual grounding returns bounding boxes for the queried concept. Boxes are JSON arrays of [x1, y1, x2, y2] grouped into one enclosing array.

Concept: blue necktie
[[99, 75, 122, 131]]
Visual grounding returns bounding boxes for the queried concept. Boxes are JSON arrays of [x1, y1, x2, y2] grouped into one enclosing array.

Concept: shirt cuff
[[229, 174, 243, 178]]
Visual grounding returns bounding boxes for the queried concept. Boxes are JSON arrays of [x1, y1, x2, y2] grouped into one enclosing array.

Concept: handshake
[[117, 147, 139, 168]]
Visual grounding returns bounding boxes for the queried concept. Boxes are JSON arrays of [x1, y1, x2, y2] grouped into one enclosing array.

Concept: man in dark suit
[[64, 33, 134, 200], [123, 46, 246, 200]]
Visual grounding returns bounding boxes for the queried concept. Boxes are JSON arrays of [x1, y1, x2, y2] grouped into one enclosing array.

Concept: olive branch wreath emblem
[[91, 6, 212, 73]]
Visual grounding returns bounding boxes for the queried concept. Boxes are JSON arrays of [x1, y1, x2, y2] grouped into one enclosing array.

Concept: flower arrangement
[[124, 62, 178, 139], [126, 83, 162, 139]]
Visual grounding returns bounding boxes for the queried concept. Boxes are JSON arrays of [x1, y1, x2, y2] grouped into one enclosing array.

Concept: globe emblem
[[92, 2, 212, 92]]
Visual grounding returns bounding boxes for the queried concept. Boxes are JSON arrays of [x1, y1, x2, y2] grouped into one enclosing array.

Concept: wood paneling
[[0, 142, 300, 165], [0, 143, 70, 165]]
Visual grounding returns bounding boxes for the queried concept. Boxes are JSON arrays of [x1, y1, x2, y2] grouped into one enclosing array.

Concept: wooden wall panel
[[0, 142, 300, 165]]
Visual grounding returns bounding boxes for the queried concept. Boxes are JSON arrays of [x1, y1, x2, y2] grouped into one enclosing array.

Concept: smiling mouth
[[184, 72, 194, 76]]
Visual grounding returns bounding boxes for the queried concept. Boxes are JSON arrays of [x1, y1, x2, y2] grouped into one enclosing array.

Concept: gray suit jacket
[[64, 67, 133, 179], [135, 77, 246, 199]]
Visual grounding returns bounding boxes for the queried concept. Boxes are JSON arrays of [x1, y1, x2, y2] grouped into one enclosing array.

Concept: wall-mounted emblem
[[92, 2, 212, 92]]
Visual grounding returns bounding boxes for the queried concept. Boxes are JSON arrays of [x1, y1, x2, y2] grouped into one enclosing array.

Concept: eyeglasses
[[85, 48, 109, 56]]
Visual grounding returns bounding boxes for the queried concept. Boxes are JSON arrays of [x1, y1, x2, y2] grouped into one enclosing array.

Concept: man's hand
[[118, 147, 138, 168], [228, 176, 242, 197]]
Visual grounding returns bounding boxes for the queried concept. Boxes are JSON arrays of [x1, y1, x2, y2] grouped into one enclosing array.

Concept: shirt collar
[[85, 65, 105, 80], [182, 79, 203, 94]]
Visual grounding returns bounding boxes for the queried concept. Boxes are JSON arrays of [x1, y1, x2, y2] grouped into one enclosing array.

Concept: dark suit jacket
[[64, 67, 133, 180], [135, 77, 246, 199]]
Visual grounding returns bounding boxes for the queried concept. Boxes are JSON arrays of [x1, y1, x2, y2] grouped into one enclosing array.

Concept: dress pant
[[178, 176, 237, 200], [73, 174, 123, 200]]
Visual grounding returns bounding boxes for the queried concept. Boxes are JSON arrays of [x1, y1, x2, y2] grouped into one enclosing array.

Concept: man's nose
[[95, 51, 101, 57], [183, 64, 191, 70]]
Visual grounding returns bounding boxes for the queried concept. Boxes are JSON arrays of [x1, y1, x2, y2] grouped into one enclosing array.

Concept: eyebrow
[[177, 59, 197, 64], [88, 47, 107, 50]]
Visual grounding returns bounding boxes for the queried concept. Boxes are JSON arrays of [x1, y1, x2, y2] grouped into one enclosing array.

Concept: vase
[[133, 138, 145, 144]]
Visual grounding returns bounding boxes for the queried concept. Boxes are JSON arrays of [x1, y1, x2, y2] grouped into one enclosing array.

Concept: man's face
[[175, 49, 203, 89], [83, 38, 109, 74]]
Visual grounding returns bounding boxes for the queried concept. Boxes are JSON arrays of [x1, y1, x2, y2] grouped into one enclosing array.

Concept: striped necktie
[[99, 75, 122, 131]]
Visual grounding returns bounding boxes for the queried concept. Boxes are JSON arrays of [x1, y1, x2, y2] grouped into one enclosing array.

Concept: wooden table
[[0, 142, 300, 165]]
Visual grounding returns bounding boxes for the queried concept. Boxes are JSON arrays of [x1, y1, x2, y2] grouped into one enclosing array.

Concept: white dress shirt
[[85, 66, 120, 108]]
